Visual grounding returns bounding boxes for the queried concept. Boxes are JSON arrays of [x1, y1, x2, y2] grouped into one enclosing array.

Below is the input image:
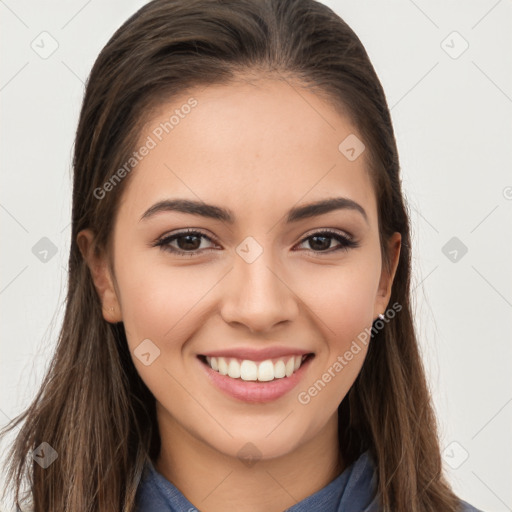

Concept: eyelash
[[154, 228, 359, 258]]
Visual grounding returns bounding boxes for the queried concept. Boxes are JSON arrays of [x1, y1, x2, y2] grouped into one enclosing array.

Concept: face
[[79, 78, 400, 462]]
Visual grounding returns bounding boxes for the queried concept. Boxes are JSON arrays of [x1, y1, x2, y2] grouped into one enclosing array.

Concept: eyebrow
[[139, 197, 368, 225]]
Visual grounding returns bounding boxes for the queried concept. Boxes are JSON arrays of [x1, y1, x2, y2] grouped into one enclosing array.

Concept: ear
[[373, 232, 401, 317], [76, 228, 122, 324]]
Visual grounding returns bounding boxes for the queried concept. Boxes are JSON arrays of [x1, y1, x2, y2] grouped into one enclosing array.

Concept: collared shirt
[[135, 449, 483, 511]]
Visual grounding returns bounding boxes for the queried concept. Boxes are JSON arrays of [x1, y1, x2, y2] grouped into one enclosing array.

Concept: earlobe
[[76, 229, 122, 324], [374, 232, 401, 315]]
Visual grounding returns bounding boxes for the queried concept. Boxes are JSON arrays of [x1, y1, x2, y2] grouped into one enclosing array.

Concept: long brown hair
[[1, 0, 462, 510]]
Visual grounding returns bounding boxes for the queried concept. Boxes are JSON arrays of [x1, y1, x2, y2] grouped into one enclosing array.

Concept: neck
[[154, 410, 344, 512]]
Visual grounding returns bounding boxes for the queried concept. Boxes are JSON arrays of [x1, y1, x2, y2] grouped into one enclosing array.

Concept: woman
[[0, 0, 482, 511]]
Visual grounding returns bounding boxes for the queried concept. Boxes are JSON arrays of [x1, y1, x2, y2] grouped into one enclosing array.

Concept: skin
[[78, 78, 401, 512]]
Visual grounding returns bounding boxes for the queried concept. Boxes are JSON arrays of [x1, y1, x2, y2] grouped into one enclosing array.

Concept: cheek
[[116, 249, 216, 346], [115, 257, 213, 401], [295, 255, 381, 347], [118, 244, 381, 356], [293, 261, 378, 420]]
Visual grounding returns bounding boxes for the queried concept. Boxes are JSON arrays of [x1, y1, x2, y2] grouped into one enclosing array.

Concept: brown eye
[[155, 230, 218, 257], [296, 230, 359, 254]]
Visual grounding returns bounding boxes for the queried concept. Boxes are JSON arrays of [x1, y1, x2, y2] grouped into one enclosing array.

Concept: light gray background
[[1, 1, 511, 511]]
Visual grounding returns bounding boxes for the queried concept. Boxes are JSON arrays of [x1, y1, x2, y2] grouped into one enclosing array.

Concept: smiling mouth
[[197, 353, 315, 382]]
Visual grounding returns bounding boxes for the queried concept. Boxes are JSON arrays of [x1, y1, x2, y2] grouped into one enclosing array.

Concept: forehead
[[118, 78, 377, 226]]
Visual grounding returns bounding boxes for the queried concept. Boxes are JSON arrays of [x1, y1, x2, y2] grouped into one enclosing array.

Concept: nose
[[220, 249, 299, 334]]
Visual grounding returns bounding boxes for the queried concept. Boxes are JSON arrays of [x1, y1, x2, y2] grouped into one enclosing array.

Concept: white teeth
[[217, 357, 228, 375], [204, 354, 308, 382], [285, 357, 295, 377], [274, 360, 286, 378], [240, 360, 258, 381], [258, 360, 274, 381], [228, 359, 241, 379]]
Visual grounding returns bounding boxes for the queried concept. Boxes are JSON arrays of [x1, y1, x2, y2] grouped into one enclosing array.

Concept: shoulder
[[354, 452, 485, 512], [135, 458, 199, 511], [458, 498, 485, 512]]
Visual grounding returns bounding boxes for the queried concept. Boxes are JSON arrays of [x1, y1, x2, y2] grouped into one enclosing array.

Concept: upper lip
[[199, 346, 314, 362]]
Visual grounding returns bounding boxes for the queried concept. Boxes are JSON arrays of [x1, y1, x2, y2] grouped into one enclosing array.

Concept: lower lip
[[197, 355, 314, 403]]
